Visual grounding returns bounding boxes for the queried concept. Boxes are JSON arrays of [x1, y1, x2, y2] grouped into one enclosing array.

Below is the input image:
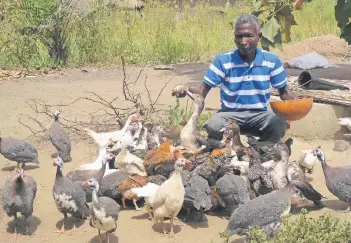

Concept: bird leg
[[133, 199, 141, 211], [97, 229, 102, 243], [54, 215, 66, 235], [145, 205, 154, 221], [161, 218, 166, 235], [169, 216, 175, 238], [68, 217, 80, 234], [121, 197, 126, 209], [106, 232, 110, 243], [8, 214, 18, 239]]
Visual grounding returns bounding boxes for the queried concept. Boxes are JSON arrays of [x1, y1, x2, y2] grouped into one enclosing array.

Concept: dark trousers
[[203, 109, 288, 143]]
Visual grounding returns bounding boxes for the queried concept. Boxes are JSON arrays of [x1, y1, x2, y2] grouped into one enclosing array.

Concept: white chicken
[[298, 149, 318, 174], [152, 157, 188, 237], [131, 182, 160, 220]]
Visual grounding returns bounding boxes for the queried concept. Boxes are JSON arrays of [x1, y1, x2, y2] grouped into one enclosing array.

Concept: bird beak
[[83, 180, 88, 185], [52, 160, 57, 166]]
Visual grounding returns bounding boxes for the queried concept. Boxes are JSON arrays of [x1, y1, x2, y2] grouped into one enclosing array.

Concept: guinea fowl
[[84, 178, 121, 243], [49, 109, 72, 162], [174, 85, 210, 156], [247, 135, 294, 161], [222, 184, 298, 241], [65, 153, 116, 185], [181, 174, 212, 222], [97, 170, 129, 201], [2, 168, 37, 237], [316, 146, 351, 212], [287, 160, 325, 208], [0, 136, 40, 170], [215, 173, 250, 213], [52, 156, 90, 234]]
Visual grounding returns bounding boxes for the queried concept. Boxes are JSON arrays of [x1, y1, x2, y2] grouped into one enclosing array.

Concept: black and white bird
[[49, 109, 72, 162], [84, 178, 121, 243], [52, 156, 90, 234], [2, 168, 37, 237], [0, 136, 40, 170]]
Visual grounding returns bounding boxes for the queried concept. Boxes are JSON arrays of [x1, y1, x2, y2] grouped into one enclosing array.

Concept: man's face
[[234, 22, 260, 57]]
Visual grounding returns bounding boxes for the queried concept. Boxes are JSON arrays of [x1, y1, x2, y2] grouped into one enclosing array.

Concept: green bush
[[246, 209, 351, 243]]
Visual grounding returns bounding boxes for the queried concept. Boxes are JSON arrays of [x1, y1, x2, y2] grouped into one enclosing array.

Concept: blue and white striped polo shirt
[[203, 48, 288, 111]]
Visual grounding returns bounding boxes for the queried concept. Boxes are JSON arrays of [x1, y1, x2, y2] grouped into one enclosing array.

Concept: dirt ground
[[1, 36, 351, 242]]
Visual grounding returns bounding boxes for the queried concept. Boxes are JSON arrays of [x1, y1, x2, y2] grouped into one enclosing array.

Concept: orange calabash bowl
[[269, 97, 313, 121]]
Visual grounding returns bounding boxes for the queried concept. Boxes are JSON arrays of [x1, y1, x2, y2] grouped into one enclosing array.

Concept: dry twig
[[19, 57, 172, 141]]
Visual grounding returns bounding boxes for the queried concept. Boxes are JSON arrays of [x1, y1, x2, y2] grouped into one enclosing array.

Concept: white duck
[[131, 182, 160, 220], [298, 149, 318, 174], [152, 157, 189, 237], [83, 113, 140, 149]]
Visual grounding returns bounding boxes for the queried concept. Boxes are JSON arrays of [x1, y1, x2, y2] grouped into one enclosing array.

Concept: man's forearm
[[188, 82, 212, 99]]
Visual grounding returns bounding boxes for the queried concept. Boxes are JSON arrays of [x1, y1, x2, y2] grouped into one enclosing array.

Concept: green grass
[[0, 0, 341, 69], [290, 0, 341, 43]]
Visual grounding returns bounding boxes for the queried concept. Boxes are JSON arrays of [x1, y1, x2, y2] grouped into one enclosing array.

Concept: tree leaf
[[335, 0, 351, 28], [340, 23, 351, 44], [261, 16, 280, 43], [276, 5, 296, 43], [253, 0, 262, 12]]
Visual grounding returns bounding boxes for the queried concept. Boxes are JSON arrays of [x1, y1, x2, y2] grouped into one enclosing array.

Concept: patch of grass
[[0, 0, 340, 69], [290, 0, 340, 43], [245, 209, 351, 243]]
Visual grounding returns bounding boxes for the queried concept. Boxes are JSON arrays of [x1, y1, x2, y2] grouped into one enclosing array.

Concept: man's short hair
[[234, 14, 261, 34]]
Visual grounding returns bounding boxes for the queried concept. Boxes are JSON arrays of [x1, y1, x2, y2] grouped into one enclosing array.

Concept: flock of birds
[[1, 84, 351, 242]]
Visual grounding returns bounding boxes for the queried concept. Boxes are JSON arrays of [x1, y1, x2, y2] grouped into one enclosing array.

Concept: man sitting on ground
[[172, 14, 297, 144]]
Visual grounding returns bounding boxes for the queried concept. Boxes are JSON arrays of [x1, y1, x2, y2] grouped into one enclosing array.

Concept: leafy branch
[[251, 0, 297, 51]]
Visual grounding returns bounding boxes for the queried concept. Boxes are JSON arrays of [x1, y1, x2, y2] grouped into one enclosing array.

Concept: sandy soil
[[1, 65, 351, 243]]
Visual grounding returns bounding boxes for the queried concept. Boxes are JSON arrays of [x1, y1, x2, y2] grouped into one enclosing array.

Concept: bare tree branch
[[19, 57, 172, 142]]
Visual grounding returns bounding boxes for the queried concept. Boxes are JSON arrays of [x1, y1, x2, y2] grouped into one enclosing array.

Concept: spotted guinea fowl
[[0, 136, 40, 170], [49, 110, 72, 162], [247, 135, 294, 161], [97, 170, 129, 200], [2, 168, 37, 237], [52, 156, 90, 234], [287, 160, 325, 208], [215, 173, 250, 213], [222, 184, 298, 241], [84, 178, 121, 243], [180, 174, 212, 222], [316, 146, 351, 212]]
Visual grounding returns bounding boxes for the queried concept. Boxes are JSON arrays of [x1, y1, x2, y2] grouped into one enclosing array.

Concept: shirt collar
[[234, 48, 263, 66]]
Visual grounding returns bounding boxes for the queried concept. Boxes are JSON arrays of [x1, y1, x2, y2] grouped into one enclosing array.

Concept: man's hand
[[171, 85, 189, 98]]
